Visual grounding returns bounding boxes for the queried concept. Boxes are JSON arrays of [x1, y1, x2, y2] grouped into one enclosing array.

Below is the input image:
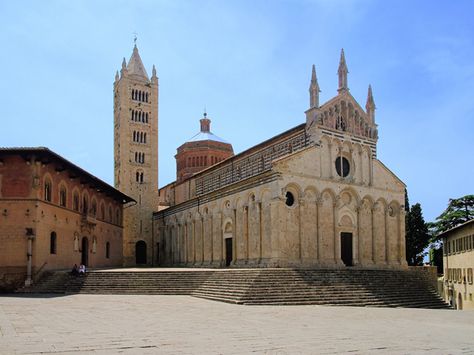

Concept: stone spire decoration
[[127, 44, 149, 80], [120, 57, 127, 77], [200, 111, 211, 133], [309, 64, 321, 109], [366, 84, 376, 124], [151, 64, 158, 84], [115, 70, 119, 82], [337, 48, 349, 93]]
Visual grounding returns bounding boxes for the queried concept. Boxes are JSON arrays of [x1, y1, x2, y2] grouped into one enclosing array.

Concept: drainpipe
[[25, 228, 36, 287]]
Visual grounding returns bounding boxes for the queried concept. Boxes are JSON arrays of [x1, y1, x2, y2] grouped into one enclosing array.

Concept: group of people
[[71, 264, 86, 276]]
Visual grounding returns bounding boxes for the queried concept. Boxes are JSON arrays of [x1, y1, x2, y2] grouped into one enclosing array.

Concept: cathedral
[[115, 45, 408, 269]]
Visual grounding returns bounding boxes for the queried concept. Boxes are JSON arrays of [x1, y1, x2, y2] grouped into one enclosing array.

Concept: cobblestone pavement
[[0, 294, 473, 354]]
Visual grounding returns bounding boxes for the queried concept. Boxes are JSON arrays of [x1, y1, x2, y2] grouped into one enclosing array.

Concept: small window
[[108, 206, 113, 222], [285, 191, 295, 207], [44, 179, 52, 202], [100, 203, 105, 220], [50, 232, 57, 254], [59, 186, 67, 207], [106, 242, 110, 259], [82, 196, 88, 215], [335, 156, 350, 177], [91, 200, 97, 217], [73, 192, 79, 211]]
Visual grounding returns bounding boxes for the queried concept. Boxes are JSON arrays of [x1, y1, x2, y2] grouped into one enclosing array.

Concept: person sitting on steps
[[70, 264, 79, 277], [78, 264, 86, 276]]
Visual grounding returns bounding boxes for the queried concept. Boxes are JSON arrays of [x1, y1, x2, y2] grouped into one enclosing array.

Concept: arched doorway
[[223, 221, 233, 267], [136, 240, 147, 265], [81, 237, 89, 266], [340, 232, 353, 266], [457, 293, 463, 310]]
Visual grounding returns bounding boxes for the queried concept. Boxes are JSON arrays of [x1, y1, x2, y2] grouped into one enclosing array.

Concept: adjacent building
[[0, 147, 134, 291], [441, 219, 474, 310]]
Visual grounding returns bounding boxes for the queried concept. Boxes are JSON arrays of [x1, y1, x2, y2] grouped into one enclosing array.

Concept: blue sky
[[1, 0, 473, 222]]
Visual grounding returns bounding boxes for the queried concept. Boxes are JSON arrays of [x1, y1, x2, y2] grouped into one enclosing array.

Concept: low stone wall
[[0, 267, 26, 292], [408, 266, 438, 290]]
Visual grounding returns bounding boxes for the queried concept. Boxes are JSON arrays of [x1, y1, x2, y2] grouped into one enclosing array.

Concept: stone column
[[385, 208, 389, 264], [328, 142, 333, 179], [25, 232, 35, 287], [371, 206, 376, 264], [316, 198, 322, 263], [399, 207, 407, 266], [298, 198, 304, 262], [355, 205, 361, 266], [201, 216, 205, 265], [232, 208, 237, 264], [258, 201, 263, 263], [333, 199, 340, 265]]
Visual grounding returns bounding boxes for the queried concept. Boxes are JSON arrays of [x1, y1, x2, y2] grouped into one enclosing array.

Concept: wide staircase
[[19, 268, 450, 309]]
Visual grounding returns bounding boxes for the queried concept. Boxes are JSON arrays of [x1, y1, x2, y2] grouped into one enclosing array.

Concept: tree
[[429, 194, 474, 239], [405, 203, 431, 266]]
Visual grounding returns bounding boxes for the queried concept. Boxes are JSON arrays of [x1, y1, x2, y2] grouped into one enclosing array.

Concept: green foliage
[[405, 203, 431, 266], [429, 194, 474, 239]]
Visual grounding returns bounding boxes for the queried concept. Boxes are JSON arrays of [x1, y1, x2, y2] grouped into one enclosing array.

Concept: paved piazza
[[0, 295, 473, 354]]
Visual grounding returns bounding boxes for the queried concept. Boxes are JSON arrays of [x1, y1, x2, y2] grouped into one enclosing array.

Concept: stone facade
[[0, 148, 132, 291], [154, 50, 407, 269], [441, 219, 474, 310], [114, 45, 159, 266]]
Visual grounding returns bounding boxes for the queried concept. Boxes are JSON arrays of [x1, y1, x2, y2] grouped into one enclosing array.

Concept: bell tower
[[114, 44, 158, 266]]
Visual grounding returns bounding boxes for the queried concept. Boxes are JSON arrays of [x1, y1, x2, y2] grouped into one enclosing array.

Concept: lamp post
[[25, 228, 35, 287]]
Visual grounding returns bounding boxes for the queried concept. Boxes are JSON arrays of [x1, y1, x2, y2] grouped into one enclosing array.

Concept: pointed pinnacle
[[338, 48, 348, 72], [311, 64, 317, 82], [122, 57, 126, 69], [152, 64, 157, 77], [115, 71, 119, 81], [366, 84, 376, 108]]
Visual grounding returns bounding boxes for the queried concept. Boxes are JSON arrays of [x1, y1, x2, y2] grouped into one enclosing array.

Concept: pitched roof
[[127, 45, 149, 79], [0, 147, 135, 204]]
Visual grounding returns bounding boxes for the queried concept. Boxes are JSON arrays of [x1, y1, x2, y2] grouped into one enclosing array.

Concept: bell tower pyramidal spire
[[114, 43, 159, 266]]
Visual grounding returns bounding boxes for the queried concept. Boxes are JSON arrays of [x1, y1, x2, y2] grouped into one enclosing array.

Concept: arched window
[[146, 92, 149, 102], [100, 203, 105, 220], [106, 242, 110, 259], [115, 209, 119, 224], [145, 113, 149, 123], [140, 172, 144, 183], [59, 186, 67, 207], [44, 179, 52, 202], [142, 153, 145, 164], [144, 133, 147, 143], [132, 89, 135, 100], [82, 195, 88, 215], [204, 156, 207, 165], [91, 199, 97, 217], [188, 157, 191, 167], [136, 171, 140, 182], [108, 205, 113, 222], [50, 232, 57, 254], [73, 192, 79, 211], [140, 132, 144, 143]]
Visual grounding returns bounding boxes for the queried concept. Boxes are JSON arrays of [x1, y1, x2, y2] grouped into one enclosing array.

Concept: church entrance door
[[225, 238, 233, 267], [81, 237, 89, 266], [136, 240, 147, 265], [340, 232, 353, 266]]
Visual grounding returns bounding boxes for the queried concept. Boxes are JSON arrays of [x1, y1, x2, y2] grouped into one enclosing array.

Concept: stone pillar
[[232, 208, 237, 265], [328, 142, 333, 179], [258, 201, 263, 263], [385, 208, 389, 264], [399, 207, 407, 266], [333, 199, 340, 265], [355, 206, 361, 266], [357, 148, 363, 184], [371, 206, 376, 264], [298, 198, 304, 262], [25, 232, 35, 287], [316, 198, 322, 263]]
